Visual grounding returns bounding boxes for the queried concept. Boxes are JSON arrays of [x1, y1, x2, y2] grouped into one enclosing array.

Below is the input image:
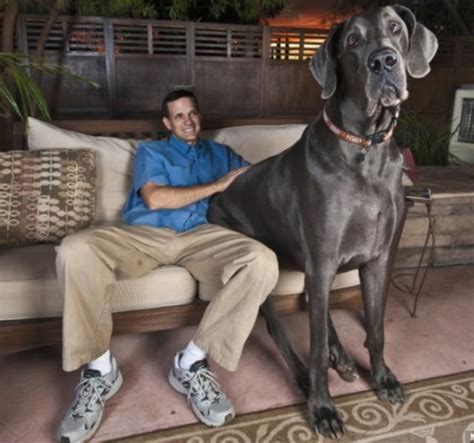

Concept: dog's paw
[[329, 347, 359, 382], [335, 363, 360, 382], [308, 405, 345, 439], [374, 371, 406, 404]]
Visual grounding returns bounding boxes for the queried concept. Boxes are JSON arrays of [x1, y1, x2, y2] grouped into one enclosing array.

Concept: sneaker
[[57, 356, 123, 443], [168, 352, 235, 427]]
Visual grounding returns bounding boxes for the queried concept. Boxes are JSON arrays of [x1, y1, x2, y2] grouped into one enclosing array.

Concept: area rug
[[110, 370, 474, 443], [1, 265, 474, 442]]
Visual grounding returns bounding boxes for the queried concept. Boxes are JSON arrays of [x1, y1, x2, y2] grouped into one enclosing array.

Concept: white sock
[[179, 340, 207, 370], [88, 350, 112, 375]]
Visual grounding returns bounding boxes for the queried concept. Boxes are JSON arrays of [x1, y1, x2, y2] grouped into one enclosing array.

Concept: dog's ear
[[392, 5, 438, 78], [309, 23, 342, 99]]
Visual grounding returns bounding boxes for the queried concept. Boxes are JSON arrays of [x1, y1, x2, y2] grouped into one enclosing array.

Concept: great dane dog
[[208, 5, 438, 439]]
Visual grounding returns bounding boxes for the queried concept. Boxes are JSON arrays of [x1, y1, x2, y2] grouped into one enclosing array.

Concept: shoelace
[[71, 376, 112, 421], [186, 368, 222, 405]]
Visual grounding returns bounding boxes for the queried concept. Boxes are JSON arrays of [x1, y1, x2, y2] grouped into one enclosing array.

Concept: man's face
[[163, 97, 201, 145]]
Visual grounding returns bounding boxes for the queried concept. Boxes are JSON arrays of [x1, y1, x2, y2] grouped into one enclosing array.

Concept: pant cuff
[[63, 348, 111, 372], [193, 337, 240, 372]]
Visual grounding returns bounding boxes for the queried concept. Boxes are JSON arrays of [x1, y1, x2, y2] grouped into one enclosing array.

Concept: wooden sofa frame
[[2, 117, 400, 355]]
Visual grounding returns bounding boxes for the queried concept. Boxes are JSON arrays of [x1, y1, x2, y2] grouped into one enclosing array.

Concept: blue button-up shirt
[[122, 135, 249, 232]]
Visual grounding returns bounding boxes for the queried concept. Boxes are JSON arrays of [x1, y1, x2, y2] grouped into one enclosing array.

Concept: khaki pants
[[56, 224, 279, 372]]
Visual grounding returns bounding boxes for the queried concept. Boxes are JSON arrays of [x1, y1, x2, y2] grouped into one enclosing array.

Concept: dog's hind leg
[[359, 256, 406, 404], [328, 313, 359, 382], [261, 298, 309, 397]]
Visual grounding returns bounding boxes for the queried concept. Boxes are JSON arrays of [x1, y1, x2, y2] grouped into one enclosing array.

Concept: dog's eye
[[390, 21, 401, 34], [347, 33, 359, 48]]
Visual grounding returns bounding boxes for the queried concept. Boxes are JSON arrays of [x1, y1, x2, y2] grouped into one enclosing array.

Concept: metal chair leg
[[391, 200, 436, 317]]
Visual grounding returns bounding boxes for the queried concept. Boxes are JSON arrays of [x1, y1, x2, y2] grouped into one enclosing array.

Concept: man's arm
[[140, 166, 249, 210]]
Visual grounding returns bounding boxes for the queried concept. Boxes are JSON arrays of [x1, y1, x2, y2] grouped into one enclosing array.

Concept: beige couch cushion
[[0, 149, 96, 247], [199, 268, 360, 301], [203, 124, 307, 163], [0, 245, 197, 321], [26, 122, 306, 227], [26, 118, 137, 225]]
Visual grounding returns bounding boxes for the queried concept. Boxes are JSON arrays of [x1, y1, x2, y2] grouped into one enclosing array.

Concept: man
[[56, 89, 279, 442]]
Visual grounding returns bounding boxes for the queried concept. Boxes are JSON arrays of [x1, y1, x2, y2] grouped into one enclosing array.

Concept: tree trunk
[[1, 0, 20, 150], [33, 0, 64, 86], [2, 0, 19, 52]]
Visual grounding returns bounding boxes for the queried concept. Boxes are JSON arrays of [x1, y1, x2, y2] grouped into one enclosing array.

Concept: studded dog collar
[[323, 106, 400, 151]]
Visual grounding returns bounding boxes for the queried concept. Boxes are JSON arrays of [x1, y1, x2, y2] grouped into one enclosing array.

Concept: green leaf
[[0, 79, 23, 119], [0, 51, 98, 121]]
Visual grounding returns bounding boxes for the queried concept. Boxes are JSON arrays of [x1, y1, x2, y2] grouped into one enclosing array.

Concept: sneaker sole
[[59, 370, 123, 443], [168, 369, 235, 427]]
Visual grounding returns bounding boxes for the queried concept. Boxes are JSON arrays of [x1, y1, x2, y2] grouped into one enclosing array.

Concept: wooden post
[[260, 27, 270, 117], [186, 22, 195, 87], [104, 18, 117, 118], [299, 31, 304, 61], [15, 15, 28, 55], [147, 23, 153, 55], [226, 28, 232, 58]]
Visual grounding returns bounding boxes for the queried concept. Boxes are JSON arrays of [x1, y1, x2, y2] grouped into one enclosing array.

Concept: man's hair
[[161, 89, 199, 118]]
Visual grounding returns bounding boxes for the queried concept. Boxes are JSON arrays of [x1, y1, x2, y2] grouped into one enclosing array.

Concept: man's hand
[[215, 166, 250, 192], [140, 166, 250, 210]]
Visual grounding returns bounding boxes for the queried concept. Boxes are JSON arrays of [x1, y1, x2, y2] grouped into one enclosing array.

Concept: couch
[[0, 118, 362, 354]]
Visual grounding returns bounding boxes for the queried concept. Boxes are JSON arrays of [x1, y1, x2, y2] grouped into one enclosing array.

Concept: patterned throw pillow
[[27, 117, 137, 225], [0, 149, 96, 247]]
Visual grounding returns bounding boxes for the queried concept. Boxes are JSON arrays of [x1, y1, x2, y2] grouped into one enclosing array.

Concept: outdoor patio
[[1, 1, 473, 443], [1, 262, 473, 442]]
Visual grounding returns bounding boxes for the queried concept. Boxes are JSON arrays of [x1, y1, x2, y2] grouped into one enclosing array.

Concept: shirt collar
[[168, 134, 205, 158]]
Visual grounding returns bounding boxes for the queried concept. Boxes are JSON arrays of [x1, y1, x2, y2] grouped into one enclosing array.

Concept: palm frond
[[0, 79, 22, 118], [0, 52, 100, 121]]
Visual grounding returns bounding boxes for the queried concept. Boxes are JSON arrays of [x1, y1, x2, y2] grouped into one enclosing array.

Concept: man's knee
[[246, 242, 279, 286], [56, 229, 97, 264]]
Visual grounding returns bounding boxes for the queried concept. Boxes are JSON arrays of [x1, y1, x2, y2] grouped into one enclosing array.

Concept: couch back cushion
[[0, 149, 96, 247], [27, 117, 137, 225], [203, 124, 307, 164], [26, 119, 307, 227]]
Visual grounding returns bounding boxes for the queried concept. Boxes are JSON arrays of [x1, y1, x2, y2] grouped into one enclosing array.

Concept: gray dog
[[208, 5, 438, 439]]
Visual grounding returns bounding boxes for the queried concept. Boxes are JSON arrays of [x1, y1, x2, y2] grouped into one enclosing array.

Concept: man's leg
[[56, 225, 176, 443], [168, 224, 279, 427], [178, 224, 279, 370]]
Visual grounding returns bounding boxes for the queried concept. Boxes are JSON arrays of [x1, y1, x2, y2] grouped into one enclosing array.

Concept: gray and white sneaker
[[168, 352, 235, 427], [57, 356, 123, 443]]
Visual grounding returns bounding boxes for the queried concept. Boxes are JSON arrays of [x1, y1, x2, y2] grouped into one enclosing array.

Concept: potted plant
[[0, 52, 99, 148], [395, 111, 459, 166]]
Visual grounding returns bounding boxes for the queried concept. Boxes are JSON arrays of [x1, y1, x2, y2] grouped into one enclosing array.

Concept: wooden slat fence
[[3, 14, 474, 123], [269, 28, 328, 60]]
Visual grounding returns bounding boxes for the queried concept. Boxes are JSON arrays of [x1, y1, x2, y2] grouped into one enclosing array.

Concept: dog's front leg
[[359, 256, 406, 404], [306, 270, 345, 439]]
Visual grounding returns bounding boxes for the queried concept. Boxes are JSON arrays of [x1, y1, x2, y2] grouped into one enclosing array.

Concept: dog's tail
[[261, 298, 309, 397]]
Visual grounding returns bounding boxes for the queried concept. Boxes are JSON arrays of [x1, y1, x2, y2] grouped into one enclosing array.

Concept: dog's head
[[310, 5, 438, 114]]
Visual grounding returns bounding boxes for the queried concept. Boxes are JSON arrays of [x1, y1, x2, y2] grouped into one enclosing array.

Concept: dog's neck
[[325, 96, 398, 149]]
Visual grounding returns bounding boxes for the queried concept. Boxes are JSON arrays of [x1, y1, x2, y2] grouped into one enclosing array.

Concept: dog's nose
[[368, 49, 398, 74]]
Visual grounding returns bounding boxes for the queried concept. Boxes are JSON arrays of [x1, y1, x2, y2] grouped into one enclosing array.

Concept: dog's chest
[[335, 164, 401, 264]]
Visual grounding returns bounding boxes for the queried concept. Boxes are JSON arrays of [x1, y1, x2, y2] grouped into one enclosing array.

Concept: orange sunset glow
[[267, 0, 359, 29]]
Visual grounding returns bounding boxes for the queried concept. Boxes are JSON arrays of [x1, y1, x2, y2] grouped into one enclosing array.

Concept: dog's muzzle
[[368, 48, 398, 74], [367, 48, 408, 106]]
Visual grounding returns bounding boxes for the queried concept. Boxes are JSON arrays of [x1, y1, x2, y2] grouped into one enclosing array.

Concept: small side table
[[391, 189, 436, 317]]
